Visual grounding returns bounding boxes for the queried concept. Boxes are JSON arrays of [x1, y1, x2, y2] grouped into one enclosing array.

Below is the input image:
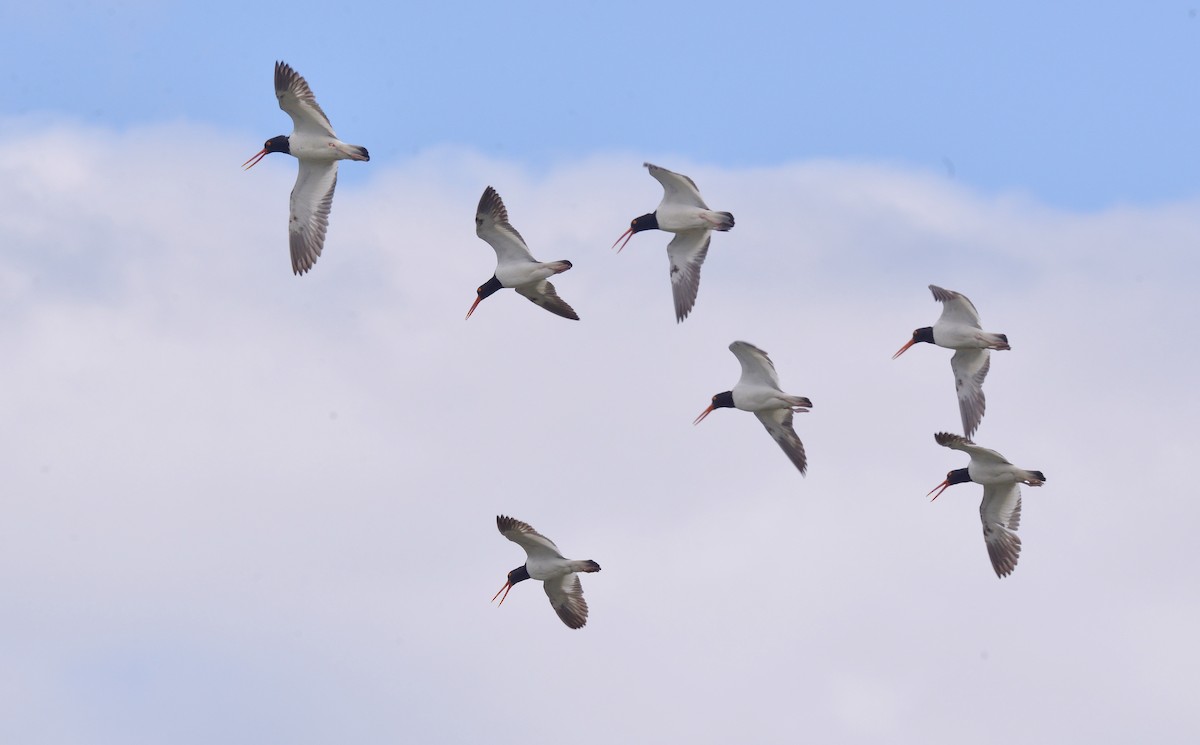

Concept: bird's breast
[[654, 205, 711, 233], [732, 385, 784, 413], [932, 324, 984, 349], [287, 134, 350, 162], [968, 462, 1019, 485], [496, 263, 555, 289], [526, 556, 573, 580]]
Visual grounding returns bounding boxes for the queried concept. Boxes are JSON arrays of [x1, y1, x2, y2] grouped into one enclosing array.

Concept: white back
[[645, 162, 709, 210], [980, 483, 1023, 577], [730, 340, 782, 391], [274, 61, 337, 139], [666, 230, 711, 322], [543, 574, 589, 629], [475, 186, 536, 266], [950, 349, 991, 438], [497, 515, 565, 562], [934, 431, 1011, 466], [930, 284, 983, 329], [288, 161, 338, 275]]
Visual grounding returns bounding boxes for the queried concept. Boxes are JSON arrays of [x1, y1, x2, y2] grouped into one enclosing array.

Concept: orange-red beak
[[241, 148, 269, 170], [465, 295, 484, 320], [927, 479, 952, 501], [612, 227, 635, 253], [892, 338, 916, 360], [491, 580, 513, 606], [693, 404, 716, 425]]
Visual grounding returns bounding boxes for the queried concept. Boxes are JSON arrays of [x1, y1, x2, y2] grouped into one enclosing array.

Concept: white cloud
[[0, 118, 1197, 744]]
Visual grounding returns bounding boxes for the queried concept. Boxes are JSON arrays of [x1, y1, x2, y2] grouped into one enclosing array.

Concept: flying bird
[[467, 187, 579, 321], [893, 285, 1011, 438], [243, 61, 370, 275], [929, 432, 1046, 578], [492, 515, 601, 629], [612, 162, 734, 323], [694, 341, 812, 475]]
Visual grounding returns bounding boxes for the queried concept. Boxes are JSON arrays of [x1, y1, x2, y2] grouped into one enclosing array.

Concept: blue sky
[[5, 2, 1199, 208], [3, 3, 1200, 744]]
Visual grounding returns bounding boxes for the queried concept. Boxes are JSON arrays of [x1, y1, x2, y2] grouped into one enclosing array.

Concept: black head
[[928, 467, 972, 501], [945, 468, 971, 485], [242, 135, 290, 170], [893, 326, 935, 359], [694, 390, 735, 424], [465, 276, 504, 320], [491, 564, 530, 607], [264, 135, 290, 154], [630, 212, 659, 233], [612, 212, 659, 252], [712, 391, 735, 410]]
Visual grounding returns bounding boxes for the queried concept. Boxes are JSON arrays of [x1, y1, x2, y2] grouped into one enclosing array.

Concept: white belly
[[933, 323, 990, 350], [496, 262, 555, 289], [288, 133, 347, 161]]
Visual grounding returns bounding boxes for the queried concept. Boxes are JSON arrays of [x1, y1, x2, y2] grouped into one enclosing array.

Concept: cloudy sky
[[3, 3, 1199, 743]]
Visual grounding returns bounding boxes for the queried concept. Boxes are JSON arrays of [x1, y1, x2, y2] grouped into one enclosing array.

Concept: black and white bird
[[467, 187, 579, 321], [612, 162, 734, 322], [893, 285, 1011, 438], [492, 515, 601, 629], [929, 432, 1046, 578], [243, 61, 370, 275], [694, 341, 812, 476]]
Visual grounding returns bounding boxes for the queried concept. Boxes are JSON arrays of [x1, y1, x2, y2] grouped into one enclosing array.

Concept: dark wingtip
[[477, 186, 508, 223]]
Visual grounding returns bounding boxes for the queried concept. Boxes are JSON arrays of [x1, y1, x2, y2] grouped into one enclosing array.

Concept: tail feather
[[549, 260, 573, 274], [986, 332, 1010, 351], [340, 143, 370, 161], [786, 395, 812, 411], [711, 211, 734, 231], [571, 560, 601, 573], [1023, 470, 1046, 486]]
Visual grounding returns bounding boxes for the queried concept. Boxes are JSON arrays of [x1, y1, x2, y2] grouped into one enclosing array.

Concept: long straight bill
[[927, 479, 952, 501], [892, 338, 916, 360], [242, 149, 269, 170], [612, 227, 635, 253], [491, 581, 513, 606]]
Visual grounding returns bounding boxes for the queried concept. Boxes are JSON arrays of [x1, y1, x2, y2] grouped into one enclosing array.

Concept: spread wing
[[666, 229, 710, 322], [288, 160, 338, 275], [980, 482, 1023, 578], [475, 186, 535, 265], [930, 285, 983, 330], [729, 341, 782, 390], [755, 409, 808, 476], [645, 162, 709, 209], [951, 349, 990, 438], [933, 432, 1011, 466], [515, 280, 580, 320], [543, 573, 590, 629], [496, 515, 565, 562], [274, 61, 336, 138]]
